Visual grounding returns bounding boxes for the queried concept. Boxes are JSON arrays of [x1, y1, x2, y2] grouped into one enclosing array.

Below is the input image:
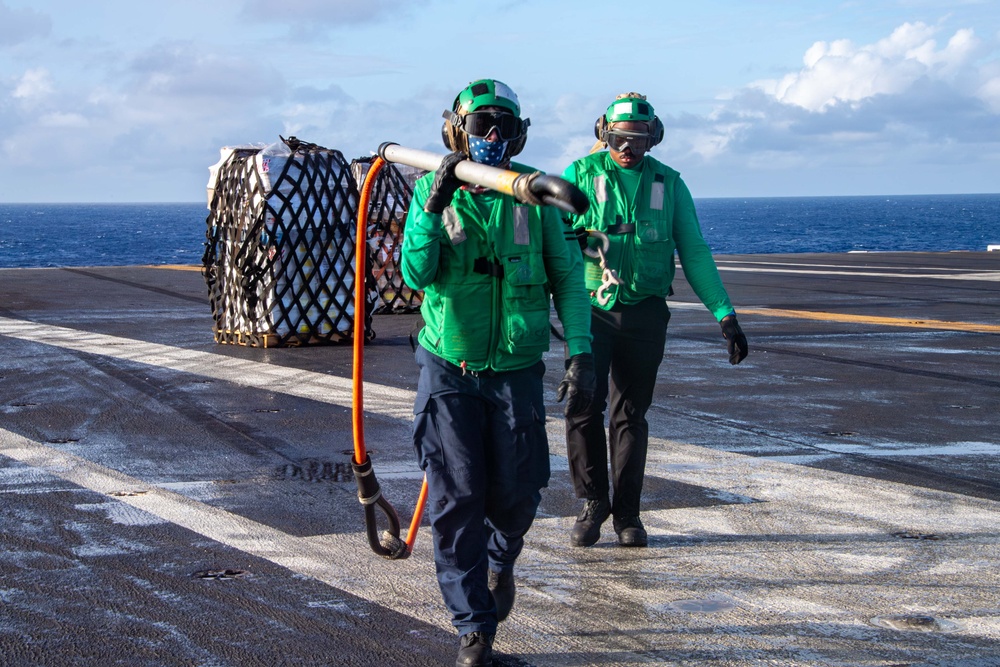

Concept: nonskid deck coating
[[1, 252, 998, 666]]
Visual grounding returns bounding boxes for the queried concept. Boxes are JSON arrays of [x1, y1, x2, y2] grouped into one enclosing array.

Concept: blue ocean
[[1, 194, 997, 269]]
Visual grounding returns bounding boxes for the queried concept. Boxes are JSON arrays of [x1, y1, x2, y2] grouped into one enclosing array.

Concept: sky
[[1, 0, 999, 202]]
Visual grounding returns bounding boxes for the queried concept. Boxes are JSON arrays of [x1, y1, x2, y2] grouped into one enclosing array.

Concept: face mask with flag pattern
[[467, 136, 508, 166]]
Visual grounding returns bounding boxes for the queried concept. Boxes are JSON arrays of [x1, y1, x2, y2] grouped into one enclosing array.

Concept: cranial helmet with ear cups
[[441, 78, 530, 159], [594, 92, 664, 147]]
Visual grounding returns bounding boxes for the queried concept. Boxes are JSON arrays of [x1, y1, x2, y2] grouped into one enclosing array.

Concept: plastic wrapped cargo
[[202, 136, 368, 347]]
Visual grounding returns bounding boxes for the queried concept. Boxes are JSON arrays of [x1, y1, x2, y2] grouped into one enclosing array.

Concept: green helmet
[[443, 78, 529, 158], [455, 78, 521, 117], [595, 91, 664, 149], [605, 92, 656, 124]]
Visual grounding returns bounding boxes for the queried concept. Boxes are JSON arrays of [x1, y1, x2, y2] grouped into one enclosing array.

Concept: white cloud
[[625, 20, 1000, 195], [12, 68, 53, 100], [980, 76, 1000, 113], [2, 6, 999, 201], [758, 22, 985, 111], [123, 43, 287, 102], [666, 22, 1000, 161], [0, 42, 292, 186]]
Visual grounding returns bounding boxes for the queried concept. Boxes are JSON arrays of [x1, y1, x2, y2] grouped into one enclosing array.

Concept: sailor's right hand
[[423, 151, 466, 214]]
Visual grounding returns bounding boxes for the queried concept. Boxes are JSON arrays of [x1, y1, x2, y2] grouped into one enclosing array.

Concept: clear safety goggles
[[461, 110, 526, 140], [605, 129, 654, 153]]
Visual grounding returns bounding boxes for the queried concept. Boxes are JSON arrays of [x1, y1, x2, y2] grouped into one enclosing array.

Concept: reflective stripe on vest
[[593, 175, 608, 204]]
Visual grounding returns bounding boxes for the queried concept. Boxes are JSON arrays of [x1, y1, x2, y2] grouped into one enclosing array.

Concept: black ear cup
[[440, 118, 468, 154], [507, 132, 526, 158], [441, 94, 467, 153], [650, 117, 665, 147], [594, 115, 607, 141], [441, 121, 455, 151]]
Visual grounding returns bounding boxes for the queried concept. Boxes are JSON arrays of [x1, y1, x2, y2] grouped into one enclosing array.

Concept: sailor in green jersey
[[563, 92, 749, 549], [400, 79, 595, 667]]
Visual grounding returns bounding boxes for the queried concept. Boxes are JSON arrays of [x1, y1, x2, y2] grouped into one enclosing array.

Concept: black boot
[[613, 515, 648, 547], [488, 568, 516, 622], [570, 498, 611, 547], [456, 631, 494, 667]]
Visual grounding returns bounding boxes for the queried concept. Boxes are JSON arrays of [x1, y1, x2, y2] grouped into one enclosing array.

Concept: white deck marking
[[716, 259, 994, 273], [0, 316, 414, 421], [713, 264, 1000, 281], [0, 427, 445, 628]]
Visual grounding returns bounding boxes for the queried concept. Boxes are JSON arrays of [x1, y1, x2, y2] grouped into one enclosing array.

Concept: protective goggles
[[604, 129, 654, 153], [459, 110, 526, 140]]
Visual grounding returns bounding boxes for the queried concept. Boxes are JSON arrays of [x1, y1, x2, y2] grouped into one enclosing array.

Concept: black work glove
[[720, 314, 748, 365], [556, 353, 596, 418], [423, 151, 465, 214]]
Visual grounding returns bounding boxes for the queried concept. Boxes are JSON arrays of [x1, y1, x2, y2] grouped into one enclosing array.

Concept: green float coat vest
[[565, 152, 734, 321], [401, 162, 592, 373]]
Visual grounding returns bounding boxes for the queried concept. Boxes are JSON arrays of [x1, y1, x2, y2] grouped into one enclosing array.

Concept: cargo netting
[[351, 159, 426, 314], [202, 136, 370, 347]]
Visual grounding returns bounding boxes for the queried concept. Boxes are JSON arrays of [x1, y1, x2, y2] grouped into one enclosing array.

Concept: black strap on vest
[[606, 223, 636, 235], [474, 256, 504, 278], [605, 214, 635, 235]]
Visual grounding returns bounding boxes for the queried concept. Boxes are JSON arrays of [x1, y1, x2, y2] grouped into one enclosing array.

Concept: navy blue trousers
[[565, 297, 669, 519], [412, 345, 550, 636]]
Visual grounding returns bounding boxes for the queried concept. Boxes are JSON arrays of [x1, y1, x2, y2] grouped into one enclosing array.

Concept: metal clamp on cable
[[510, 172, 544, 207], [351, 454, 409, 560], [583, 230, 623, 306], [512, 171, 590, 214]]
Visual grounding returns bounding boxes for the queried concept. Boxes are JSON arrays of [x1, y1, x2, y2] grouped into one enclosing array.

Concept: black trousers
[[565, 297, 669, 519]]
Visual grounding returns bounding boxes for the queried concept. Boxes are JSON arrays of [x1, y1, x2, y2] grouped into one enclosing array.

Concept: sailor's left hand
[[720, 314, 748, 365], [557, 353, 596, 417]]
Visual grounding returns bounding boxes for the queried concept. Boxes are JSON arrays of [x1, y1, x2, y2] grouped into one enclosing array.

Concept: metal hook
[[352, 455, 410, 559], [582, 229, 609, 260], [583, 230, 623, 306]]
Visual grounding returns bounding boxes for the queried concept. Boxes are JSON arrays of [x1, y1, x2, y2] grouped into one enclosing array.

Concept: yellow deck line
[[145, 264, 202, 271], [143, 265, 999, 333], [740, 306, 1000, 334]]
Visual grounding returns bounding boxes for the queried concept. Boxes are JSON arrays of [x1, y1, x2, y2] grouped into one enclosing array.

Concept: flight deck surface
[[1, 251, 998, 666]]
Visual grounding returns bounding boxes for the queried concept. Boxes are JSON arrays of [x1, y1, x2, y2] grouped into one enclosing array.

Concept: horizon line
[[3, 192, 999, 205]]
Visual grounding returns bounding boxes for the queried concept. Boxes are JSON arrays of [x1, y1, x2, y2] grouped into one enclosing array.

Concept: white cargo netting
[[202, 136, 369, 347]]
